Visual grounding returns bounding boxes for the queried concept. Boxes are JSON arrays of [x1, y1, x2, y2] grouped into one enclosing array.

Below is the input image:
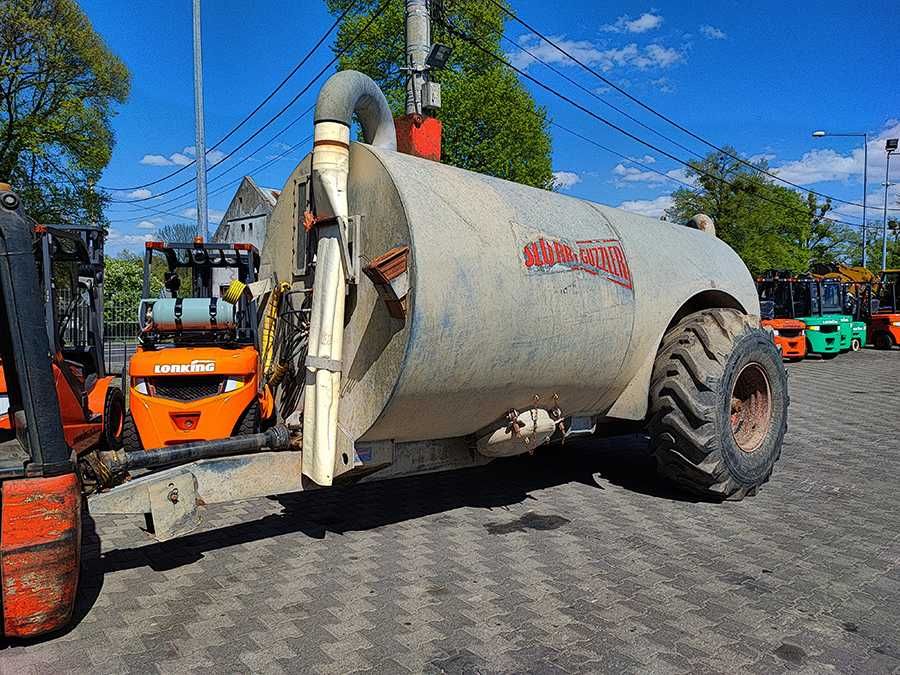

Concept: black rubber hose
[[121, 424, 292, 471]]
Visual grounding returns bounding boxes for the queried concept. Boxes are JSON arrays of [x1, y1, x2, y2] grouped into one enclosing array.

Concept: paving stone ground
[[2, 349, 899, 674]]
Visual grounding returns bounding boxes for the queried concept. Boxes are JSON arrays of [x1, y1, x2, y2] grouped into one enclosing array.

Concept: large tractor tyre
[[234, 401, 261, 437], [873, 332, 894, 350], [102, 386, 126, 450], [648, 308, 789, 501], [121, 412, 143, 453]]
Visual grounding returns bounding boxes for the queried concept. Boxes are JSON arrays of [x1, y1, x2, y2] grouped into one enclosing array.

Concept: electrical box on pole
[[396, 0, 443, 161]]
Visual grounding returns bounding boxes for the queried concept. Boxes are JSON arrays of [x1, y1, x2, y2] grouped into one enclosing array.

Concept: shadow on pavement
[[3, 432, 704, 644]]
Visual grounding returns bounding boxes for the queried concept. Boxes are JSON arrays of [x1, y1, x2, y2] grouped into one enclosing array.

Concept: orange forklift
[[870, 272, 900, 349], [757, 283, 807, 361], [123, 239, 275, 452], [0, 190, 292, 639], [0, 221, 124, 461], [0, 187, 83, 638]]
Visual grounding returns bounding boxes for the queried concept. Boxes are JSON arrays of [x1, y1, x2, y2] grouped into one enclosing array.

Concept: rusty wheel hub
[[730, 363, 772, 453]]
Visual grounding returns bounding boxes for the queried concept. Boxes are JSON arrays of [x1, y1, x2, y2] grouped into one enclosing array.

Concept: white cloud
[[602, 12, 663, 34], [136, 220, 157, 230], [612, 164, 695, 187], [617, 195, 673, 218], [179, 207, 226, 223], [773, 119, 900, 187], [506, 35, 682, 72], [634, 44, 682, 69], [749, 152, 776, 165], [127, 188, 152, 200], [651, 77, 675, 94], [552, 171, 582, 190], [699, 25, 727, 40], [106, 228, 154, 246], [139, 154, 172, 166], [139, 145, 227, 167]]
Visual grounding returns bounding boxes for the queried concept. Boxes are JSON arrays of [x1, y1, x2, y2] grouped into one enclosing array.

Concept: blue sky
[[83, 0, 900, 255]]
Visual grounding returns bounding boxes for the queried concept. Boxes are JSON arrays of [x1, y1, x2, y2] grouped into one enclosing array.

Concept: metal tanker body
[[0, 73, 792, 639], [259, 70, 787, 500]]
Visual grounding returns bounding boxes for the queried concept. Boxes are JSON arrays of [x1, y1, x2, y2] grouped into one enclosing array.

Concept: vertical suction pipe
[[304, 71, 396, 486]]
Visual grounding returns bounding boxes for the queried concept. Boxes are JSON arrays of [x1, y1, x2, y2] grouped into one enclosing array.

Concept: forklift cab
[[757, 273, 845, 357], [37, 225, 107, 381], [140, 240, 261, 347]]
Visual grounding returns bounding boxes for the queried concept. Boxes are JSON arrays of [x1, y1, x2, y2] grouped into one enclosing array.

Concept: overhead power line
[[108, 133, 313, 226], [101, 0, 360, 193], [488, 0, 898, 214], [441, 18, 867, 231], [109, 104, 315, 216], [110, 0, 393, 205]]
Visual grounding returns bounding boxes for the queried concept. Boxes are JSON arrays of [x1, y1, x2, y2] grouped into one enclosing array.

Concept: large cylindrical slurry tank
[[260, 71, 765, 490]]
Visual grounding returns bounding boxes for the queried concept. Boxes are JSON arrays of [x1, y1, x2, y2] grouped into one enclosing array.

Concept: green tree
[[103, 251, 160, 322], [326, 0, 554, 189], [0, 0, 129, 225], [665, 149, 841, 274]]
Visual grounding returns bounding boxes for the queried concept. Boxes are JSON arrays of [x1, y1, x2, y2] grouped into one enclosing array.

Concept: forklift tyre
[[648, 308, 788, 501], [103, 386, 126, 450], [873, 332, 894, 350], [122, 412, 143, 453], [234, 401, 261, 437]]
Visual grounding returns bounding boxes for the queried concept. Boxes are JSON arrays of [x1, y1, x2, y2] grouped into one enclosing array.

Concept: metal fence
[[102, 300, 139, 376]]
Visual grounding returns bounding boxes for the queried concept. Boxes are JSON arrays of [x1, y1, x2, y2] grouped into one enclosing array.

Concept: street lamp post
[[812, 130, 868, 266], [882, 139, 898, 271]]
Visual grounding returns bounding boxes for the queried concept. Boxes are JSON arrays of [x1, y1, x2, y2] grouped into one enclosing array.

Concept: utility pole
[[192, 0, 209, 240], [404, 0, 431, 116], [882, 138, 898, 271]]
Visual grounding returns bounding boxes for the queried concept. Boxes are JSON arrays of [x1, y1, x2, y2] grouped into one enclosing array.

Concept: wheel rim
[[730, 363, 772, 453]]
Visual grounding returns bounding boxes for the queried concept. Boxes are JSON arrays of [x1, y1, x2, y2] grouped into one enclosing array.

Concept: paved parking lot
[[3, 349, 899, 673]]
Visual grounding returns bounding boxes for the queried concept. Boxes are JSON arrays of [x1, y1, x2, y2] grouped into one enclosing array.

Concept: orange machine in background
[[761, 318, 807, 361], [0, 225, 124, 457], [123, 240, 274, 452]]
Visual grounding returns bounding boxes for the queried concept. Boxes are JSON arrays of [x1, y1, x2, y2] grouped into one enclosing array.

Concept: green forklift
[[757, 273, 850, 358], [840, 281, 870, 351]]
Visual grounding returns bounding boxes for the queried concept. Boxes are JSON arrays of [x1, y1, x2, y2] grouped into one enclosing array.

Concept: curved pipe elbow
[[314, 70, 396, 151]]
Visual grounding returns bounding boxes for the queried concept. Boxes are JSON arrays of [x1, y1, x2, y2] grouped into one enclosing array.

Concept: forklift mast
[[0, 187, 81, 638]]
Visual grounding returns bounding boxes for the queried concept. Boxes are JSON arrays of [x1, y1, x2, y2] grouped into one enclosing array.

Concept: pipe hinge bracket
[[315, 214, 362, 285]]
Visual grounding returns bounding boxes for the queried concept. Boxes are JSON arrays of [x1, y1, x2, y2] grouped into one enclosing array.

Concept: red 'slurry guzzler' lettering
[[522, 237, 633, 289]]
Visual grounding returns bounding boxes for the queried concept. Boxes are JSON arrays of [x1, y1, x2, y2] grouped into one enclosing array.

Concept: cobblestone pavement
[[2, 349, 899, 674]]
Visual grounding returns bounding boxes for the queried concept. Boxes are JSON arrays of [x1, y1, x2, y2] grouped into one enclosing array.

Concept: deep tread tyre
[[648, 308, 788, 500], [103, 386, 126, 450], [122, 412, 143, 453], [234, 401, 261, 437], [873, 332, 893, 350]]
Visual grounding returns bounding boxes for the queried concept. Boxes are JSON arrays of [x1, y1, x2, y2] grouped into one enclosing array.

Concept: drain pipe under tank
[[304, 70, 396, 486]]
